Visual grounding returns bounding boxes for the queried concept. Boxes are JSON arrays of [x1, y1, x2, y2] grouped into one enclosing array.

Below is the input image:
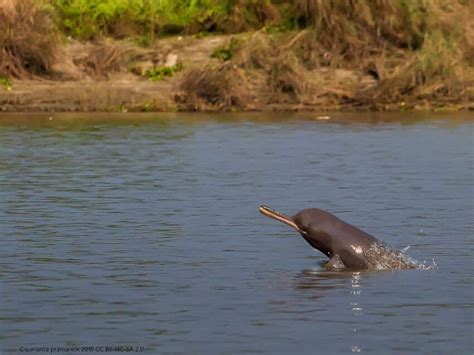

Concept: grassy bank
[[0, 0, 472, 112]]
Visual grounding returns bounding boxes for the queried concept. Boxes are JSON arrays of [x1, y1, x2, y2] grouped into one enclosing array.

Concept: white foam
[[363, 243, 438, 271], [364, 244, 418, 270]]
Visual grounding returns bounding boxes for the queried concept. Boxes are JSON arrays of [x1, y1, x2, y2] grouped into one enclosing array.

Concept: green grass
[[144, 63, 183, 81], [0, 77, 12, 91], [49, 0, 282, 42], [211, 37, 242, 61], [51, 0, 231, 41], [211, 47, 232, 61]]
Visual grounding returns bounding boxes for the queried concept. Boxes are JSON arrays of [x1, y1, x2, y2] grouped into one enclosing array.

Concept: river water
[[0, 113, 472, 354]]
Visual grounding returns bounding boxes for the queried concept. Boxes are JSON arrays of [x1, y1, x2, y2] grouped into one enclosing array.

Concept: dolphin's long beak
[[259, 205, 305, 234]]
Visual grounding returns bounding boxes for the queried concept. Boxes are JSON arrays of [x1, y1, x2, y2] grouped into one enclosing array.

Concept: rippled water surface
[[1, 113, 473, 354]]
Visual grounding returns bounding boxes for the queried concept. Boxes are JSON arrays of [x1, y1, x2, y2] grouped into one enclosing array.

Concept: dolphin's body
[[259, 205, 393, 270]]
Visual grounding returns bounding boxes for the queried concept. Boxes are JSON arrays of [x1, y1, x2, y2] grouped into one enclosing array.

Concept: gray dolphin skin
[[259, 205, 382, 270]]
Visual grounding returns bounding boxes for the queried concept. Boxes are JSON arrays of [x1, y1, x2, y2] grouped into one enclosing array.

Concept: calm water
[[0, 113, 473, 354]]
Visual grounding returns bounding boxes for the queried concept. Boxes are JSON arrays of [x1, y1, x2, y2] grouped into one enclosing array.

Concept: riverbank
[[1, 1, 473, 112], [0, 35, 228, 112]]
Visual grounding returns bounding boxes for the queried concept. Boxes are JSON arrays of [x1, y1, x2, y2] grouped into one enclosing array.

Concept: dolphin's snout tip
[[258, 205, 301, 233], [259, 205, 278, 216]]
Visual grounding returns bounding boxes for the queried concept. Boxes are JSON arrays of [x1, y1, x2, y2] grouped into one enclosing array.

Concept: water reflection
[[293, 268, 353, 292], [0, 111, 471, 129], [351, 272, 363, 315], [292, 269, 367, 353], [351, 272, 363, 353]]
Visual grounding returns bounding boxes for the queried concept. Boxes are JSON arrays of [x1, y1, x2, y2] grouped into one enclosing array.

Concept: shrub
[[0, 0, 58, 78], [144, 63, 183, 81]]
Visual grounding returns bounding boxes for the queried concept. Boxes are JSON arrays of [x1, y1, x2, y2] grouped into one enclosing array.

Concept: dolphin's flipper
[[324, 255, 346, 270]]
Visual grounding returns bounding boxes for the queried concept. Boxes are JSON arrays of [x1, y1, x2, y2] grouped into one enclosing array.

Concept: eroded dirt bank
[[0, 35, 226, 112], [1, 32, 472, 113]]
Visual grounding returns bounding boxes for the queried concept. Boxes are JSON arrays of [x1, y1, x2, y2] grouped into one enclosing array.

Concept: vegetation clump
[[0, 76, 12, 90], [0, 0, 58, 79], [144, 63, 183, 81], [50, 0, 278, 42], [177, 63, 259, 111], [211, 36, 242, 61], [51, 0, 221, 40]]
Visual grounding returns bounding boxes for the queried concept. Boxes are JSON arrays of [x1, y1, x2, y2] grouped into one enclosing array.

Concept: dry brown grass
[[267, 51, 307, 103], [294, 0, 426, 53], [177, 63, 257, 111], [179, 30, 353, 110], [361, 31, 474, 108], [84, 43, 129, 77], [178, 0, 473, 111], [222, 0, 280, 33], [178, 31, 309, 110], [0, 0, 58, 79], [232, 32, 273, 69]]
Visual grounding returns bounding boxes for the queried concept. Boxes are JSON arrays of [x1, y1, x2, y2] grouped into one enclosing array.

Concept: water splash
[[400, 245, 411, 253], [417, 258, 438, 271], [364, 243, 436, 271], [417, 228, 427, 236], [320, 243, 437, 271]]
